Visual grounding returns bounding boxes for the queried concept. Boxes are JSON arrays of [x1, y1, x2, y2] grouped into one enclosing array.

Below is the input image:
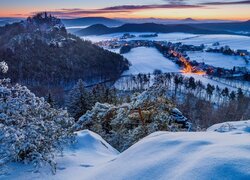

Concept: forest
[[0, 13, 129, 99]]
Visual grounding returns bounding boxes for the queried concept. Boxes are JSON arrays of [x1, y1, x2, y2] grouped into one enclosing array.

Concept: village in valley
[[95, 33, 250, 82]]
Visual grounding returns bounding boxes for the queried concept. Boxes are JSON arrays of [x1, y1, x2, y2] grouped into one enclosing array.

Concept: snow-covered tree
[[74, 85, 191, 151], [0, 61, 8, 74], [66, 79, 93, 120], [0, 79, 75, 174]]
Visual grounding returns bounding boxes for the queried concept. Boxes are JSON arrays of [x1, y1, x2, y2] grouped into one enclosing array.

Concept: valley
[[82, 32, 250, 93]]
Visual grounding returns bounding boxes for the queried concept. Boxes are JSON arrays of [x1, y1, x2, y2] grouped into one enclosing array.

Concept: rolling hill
[[76, 20, 250, 36], [189, 20, 250, 34], [62, 17, 123, 27], [76, 23, 230, 36]]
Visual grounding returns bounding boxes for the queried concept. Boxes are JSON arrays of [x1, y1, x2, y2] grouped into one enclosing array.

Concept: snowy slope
[[88, 121, 250, 180], [187, 51, 249, 70], [3, 121, 250, 180], [3, 130, 118, 180]]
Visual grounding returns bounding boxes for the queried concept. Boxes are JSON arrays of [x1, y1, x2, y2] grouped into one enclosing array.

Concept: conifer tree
[[66, 79, 92, 120], [46, 93, 55, 108]]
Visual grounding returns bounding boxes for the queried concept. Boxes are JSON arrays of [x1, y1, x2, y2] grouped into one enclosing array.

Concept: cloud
[[162, 0, 187, 5], [102, 4, 201, 11], [201, 0, 250, 5], [32, 9, 129, 18], [32, 3, 202, 17]]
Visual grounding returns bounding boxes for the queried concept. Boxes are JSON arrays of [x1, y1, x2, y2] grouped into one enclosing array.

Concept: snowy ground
[[82, 33, 250, 51], [3, 120, 250, 180], [187, 51, 249, 70], [122, 47, 180, 75], [3, 130, 118, 180]]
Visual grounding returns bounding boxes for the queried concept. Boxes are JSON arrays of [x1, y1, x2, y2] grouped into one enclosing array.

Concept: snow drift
[[87, 120, 250, 180], [3, 120, 250, 180]]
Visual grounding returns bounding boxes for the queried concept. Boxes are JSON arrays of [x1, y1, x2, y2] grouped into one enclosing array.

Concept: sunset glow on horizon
[[0, 0, 250, 20]]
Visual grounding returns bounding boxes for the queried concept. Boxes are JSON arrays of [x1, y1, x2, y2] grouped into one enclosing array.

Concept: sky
[[0, 0, 250, 20]]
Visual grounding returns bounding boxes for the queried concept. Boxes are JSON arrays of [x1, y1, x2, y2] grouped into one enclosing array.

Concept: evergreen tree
[[46, 93, 55, 108], [229, 91, 236, 101], [66, 79, 92, 120], [188, 77, 196, 91], [206, 83, 215, 100]]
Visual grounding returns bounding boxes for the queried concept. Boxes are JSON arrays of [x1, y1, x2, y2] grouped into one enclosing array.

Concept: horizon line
[[0, 15, 249, 22]]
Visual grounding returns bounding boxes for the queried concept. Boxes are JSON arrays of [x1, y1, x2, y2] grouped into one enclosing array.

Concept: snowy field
[[82, 33, 250, 51], [4, 120, 250, 180], [180, 34, 250, 51], [187, 51, 250, 70], [122, 47, 180, 75]]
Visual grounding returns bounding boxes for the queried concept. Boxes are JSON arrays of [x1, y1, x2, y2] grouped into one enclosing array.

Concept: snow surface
[[187, 51, 249, 70], [4, 120, 250, 180], [180, 34, 250, 51], [122, 47, 180, 75], [3, 130, 118, 180], [207, 120, 250, 134]]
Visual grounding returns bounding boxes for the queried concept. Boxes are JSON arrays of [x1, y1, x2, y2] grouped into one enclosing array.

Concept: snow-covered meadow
[[122, 47, 180, 75], [4, 120, 250, 180], [187, 51, 250, 70]]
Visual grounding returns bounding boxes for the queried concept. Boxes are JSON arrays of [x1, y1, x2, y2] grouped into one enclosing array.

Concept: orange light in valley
[[179, 56, 206, 75], [171, 50, 206, 75]]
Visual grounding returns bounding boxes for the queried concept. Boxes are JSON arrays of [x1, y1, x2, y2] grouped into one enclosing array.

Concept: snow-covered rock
[[3, 120, 250, 180], [207, 120, 250, 134], [2, 130, 118, 180], [85, 120, 250, 180], [70, 130, 119, 155]]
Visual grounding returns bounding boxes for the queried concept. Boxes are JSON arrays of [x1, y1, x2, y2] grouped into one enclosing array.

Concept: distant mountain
[[62, 17, 123, 27], [76, 20, 250, 36], [116, 18, 233, 25], [0, 13, 129, 97], [76, 23, 228, 36], [0, 18, 23, 26], [181, 18, 197, 23], [189, 20, 250, 34]]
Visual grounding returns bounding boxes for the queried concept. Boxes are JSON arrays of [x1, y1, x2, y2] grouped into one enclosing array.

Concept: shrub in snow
[[75, 85, 191, 151], [0, 79, 75, 174]]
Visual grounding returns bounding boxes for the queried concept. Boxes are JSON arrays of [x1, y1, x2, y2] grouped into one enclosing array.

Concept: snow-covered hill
[[3, 130, 118, 180], [3, 121, 250, 180], [87, 120, 250, 180]]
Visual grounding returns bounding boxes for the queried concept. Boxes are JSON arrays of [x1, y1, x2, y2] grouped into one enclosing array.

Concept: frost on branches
[[0, 79, 75, 174], [0, 61, 8, 74], [75, 85, 191, 151]]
